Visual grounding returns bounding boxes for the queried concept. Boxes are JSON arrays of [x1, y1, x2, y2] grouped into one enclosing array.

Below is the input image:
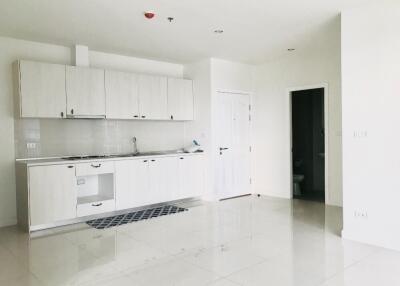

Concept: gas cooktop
[[61, 155, 112, 161]]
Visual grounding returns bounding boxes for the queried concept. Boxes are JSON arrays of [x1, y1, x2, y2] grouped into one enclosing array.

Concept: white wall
[[253, 17, 342, 206], [210, 59, 255, 199], [183, 59, 213, 198], [210, 58, 255, 92], [341, 0, 400, 250], [0, 36, 185, 227], [184, 58, 255, 200], [0, 37, 71, 227]]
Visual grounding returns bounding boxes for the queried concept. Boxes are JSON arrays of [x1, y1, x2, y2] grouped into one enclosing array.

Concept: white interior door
[[215, 92, 251, 199]]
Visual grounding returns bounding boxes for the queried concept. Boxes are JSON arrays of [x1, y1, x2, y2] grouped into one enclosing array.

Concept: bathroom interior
[[291, 88, 325, 202]]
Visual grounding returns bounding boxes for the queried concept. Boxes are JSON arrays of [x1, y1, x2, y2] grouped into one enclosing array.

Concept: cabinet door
[[148, 157, 179, 204], [138, 75, 168, 120], [66, 66, 105, 116], [29, 164, 77, 226], [167, 78, 194, 121], [179, 156, 204, 199], [19, 61, 66, 118], [105, 70, 139, 119], [115, 159, 149, 210]]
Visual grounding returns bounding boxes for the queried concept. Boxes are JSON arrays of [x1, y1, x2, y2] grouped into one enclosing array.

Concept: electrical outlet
[[354, 210, 368, 219], [26, 142, 36, 149], [353, 131, 368, 138]]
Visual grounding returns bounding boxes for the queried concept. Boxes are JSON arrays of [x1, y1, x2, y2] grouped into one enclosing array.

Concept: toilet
[[293, 174, 305, 196]]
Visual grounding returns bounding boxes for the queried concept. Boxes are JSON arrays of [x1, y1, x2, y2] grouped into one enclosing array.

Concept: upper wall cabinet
[[15, 60, 194, 121], [66, 66, 105, 118], [138, 75, 168, 120], [17, 61, 67, 118], [105, 70, 139, 119], [167, 78, 194, 121]]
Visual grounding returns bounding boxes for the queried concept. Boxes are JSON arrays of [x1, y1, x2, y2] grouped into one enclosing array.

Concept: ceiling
[[0, 0, 371, 64]]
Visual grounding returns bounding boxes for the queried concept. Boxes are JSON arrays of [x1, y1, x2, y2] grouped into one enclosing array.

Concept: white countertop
[[17, 150, 205, 167]]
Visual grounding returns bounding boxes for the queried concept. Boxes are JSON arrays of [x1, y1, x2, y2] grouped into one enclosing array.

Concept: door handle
[[219, 147, 229, 151]]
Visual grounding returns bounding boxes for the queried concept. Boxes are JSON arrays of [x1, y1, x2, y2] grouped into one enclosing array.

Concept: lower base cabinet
[[115, 159, 150, 210], [29, 164, 77, 226], [116, 155, 204, 211], [18, 154, 204, 231], [148, 157, 179, 204], [178, 155, 204, 199], [77, 200, 115, 217]]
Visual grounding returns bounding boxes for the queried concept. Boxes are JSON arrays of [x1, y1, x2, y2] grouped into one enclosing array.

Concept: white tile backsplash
[[14, 118, 185, 159]]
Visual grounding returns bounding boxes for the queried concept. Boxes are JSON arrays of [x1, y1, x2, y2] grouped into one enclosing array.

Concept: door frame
[[214, 89, 252, 200], [288, 83, 329, 204]]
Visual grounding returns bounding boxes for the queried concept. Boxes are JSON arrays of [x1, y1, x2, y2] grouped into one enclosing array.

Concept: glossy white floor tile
[[0, 195, 396, 286]]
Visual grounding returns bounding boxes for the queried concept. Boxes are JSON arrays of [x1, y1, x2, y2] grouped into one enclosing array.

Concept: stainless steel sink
[[61, 150, 187, 160]]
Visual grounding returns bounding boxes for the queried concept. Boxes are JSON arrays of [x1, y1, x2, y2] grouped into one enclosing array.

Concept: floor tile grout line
[[313, 247, 386, 286]]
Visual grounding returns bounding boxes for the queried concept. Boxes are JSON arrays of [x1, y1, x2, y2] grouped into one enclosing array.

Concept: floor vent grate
[[86, 205, 188, 229]]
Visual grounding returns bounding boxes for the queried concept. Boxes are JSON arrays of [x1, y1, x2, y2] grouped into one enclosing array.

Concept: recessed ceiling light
[[287, 48, 296, 52], [214, 29, 224, 34]]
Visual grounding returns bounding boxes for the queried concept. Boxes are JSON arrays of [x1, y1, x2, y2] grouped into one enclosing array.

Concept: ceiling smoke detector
[[144, 11, 155, 19]]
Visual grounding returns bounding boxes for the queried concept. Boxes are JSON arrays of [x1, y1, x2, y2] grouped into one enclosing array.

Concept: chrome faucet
[[132, 137, 139, 154]]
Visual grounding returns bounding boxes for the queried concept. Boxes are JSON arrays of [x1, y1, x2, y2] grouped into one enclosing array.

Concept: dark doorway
[[291, 88, 325, 202]]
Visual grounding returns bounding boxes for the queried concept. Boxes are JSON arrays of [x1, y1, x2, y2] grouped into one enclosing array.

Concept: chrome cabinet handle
[[219, 147, 229, 151], [141, 115, 146, 119], [67, 166, 74, 168], [71, 109, 74, 115], [91, 164, 101, 168], [133, 115, 139, 118], [92, 203, 103, 207], [61, 111, 64, 118]]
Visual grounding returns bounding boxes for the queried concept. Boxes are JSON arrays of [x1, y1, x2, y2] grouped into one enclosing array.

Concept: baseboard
[[0, 218, 17, 228], [342, 228, 400, 251], [326, 200, 343, 207], [255, 192, 291, 200]]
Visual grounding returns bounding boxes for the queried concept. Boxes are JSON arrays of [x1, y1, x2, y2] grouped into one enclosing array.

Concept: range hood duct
[[73, 45, 89, 67]]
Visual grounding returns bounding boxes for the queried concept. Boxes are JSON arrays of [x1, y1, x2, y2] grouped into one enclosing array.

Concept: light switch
[[26, 142, 36, 149], [353, 131, 368, 138]]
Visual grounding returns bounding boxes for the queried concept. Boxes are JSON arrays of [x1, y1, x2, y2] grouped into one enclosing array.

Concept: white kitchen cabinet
[[17, 61, 66, 118], [105, 70, 139, 119], [148, 157, 179, 204], [167, 78, 194, 121], [179, 155, 204, 199], [66, 66, 105, 117], [77, 200, 115, 217], [29, 164, 77, 226], [138, 75, 168, 120], [115, 156, 179, 210], [115, 159, 149, 210]]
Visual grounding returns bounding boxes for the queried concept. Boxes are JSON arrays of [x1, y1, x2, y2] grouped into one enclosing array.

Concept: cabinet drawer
[[77, 200, 115, 217], [76, 161, 114, 176]]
